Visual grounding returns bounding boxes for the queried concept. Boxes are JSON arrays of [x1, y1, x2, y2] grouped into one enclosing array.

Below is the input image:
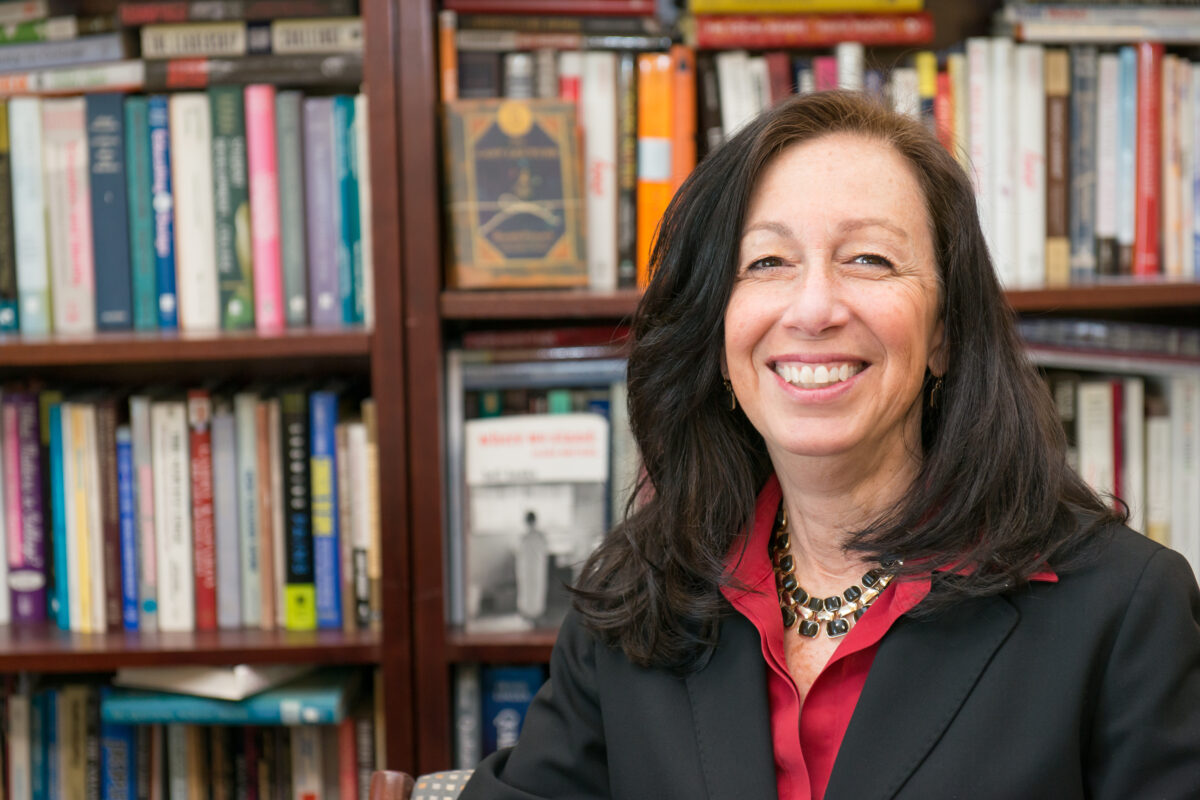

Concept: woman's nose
[[778, 262, 851, 336]]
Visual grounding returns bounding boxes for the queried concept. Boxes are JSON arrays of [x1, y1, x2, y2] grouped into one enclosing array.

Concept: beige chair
[[370, 769, 474, 800]]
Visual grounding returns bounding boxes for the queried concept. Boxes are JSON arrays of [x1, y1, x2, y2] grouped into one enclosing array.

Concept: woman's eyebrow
[[741, 220, 794, 239], [836, 217, 910, 241]]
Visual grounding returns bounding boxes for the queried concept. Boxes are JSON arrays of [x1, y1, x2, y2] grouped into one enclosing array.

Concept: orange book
[[438, 10, 458, 103], [670, 44, 696, 193], [255, 399, 276, 631], [637, 51, 672, 288]]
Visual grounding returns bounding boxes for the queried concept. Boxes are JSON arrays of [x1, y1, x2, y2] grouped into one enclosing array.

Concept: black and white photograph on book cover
[[463, 412, 609, 634]]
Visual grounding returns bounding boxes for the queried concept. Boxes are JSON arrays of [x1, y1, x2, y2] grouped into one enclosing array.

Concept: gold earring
[[929, 376, 944, 409], [724, 379, 737, 411]]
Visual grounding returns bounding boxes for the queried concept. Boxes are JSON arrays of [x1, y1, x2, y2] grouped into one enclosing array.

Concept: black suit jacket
[[462, 525, 1200, 799]]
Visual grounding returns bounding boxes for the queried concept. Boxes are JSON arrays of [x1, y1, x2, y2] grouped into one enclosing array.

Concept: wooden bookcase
[[400, 0, 1200, 774], [0, 0, 416, 774]]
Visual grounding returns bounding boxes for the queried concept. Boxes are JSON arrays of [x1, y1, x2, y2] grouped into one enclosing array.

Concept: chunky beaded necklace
[[769, 506, 900, 639]]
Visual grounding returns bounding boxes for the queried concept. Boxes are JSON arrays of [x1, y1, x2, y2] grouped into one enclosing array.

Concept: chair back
[[370, 769, 473, 800]]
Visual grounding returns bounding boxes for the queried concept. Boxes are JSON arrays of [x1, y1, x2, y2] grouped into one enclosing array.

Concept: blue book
[[1068, 45, 1098, 283], [43, 688, 59, 800], [31, 690, 45, 800], [100, 668, 360, 726], [481, 665, 545, 756], [124, 96, 157, 331], [147, 95, 178, 330], [99, 703, 136, 800], [332, 95, 362, 325], [116, 427, 138, 631], [48, 403, 70, 631], [87, 93, 134, 331], [1116, 46, 1137, 276], [309, 389, 342, 629]]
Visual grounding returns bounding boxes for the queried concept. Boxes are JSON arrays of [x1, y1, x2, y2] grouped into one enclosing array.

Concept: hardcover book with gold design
[[444, 98, 586, 289]]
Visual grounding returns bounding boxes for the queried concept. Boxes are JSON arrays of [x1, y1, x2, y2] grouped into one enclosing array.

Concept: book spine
[[1122, 377, 1145, 535], [1193, 65, 1200, 281], [1162, 57, 1181, 279], [331, 95, 362, 325], [361, 399, 381, 631], [635, 51, 671, 289], [45, 688, 61, 798], [689, 0, 920, 10], [123, 96, 158, 332], [61, 685, 89, 797], [210, 403, 241, 629], [1014, 44, 1045, 289], [289, 727, 321, 798], [87, 92, 134, 332], [309, 390, 342, 629], [1068, 45, 1098, 283], [354, 92, 373, 330], [1134, 42, 1164, 278], [187, 390, 216, 631], [234, 392, 261, 628], [1077, 380, 1115, 501], [452, 664, 481, 769], [670, 45, 696, 190], [2, 399, 20, 625], [254, 399, 275, 630], [270, 17, 362, 55], [1044, 49, 1070, 287], [166, 725, 186, 799], [1116, 46, 1137, 276], [128, 396, 157, 632], [0, 32, 127, 72], [65, 405, 92, 632], [267, 397, 285, 629], [965, 38, 992, 264], [1145, 408, 1171, 547], [96, 400, 124, 632], [334, 422, 353, 630], [116, 426, 138, 631], [151, 401, 194, 632], [274, 90, 307, 327], [119, 0, 356, 26], [170, 92, 219, 331], [0, 102, 15, 333], [302, 97, 340, 328], [48, 403, 70, 630], [209, 85, 255, 331], [348, 422, 370, 630], [696, 51, 722, 158], [141, 21, 253, 59], [147, 95, 179, 330], [99, 712, 136, 800], [582, 51, 618, 292], [274, 389, 314, 632], [693, 11, 932, 49], [1180, 63, 1195, 281], [615, 52, 637, 289], [0, 0, 51, 27], [43, 97, 95, 335], [8, 97, 49, 335], [142, 53, 362, 91], [244, 84, 284, 333], [10, 395, 46, 622], [481, 666, 543, 755], [443, 0, 656, 11], [1169, 375, 1200, 574], [988, 38, 1015, 286]]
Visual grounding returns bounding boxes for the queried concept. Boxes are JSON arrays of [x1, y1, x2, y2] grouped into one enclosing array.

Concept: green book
[[275, 90, 309, 327], [124, 95, 158, 331], [209, 86, 254, 331]]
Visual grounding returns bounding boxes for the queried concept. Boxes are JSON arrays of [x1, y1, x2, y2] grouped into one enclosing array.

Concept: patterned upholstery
[[410, 770, 474, 800]]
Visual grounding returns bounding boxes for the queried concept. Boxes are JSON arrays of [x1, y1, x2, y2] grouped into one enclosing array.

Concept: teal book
[[275, 90, 308, 327], [332, 95, 362, 325], [48, 403, 70, 631], [99, 668, 360, 726], [0, 101, 17, 332], [210, 85, 255, 331], [124, 96, 157, 331]]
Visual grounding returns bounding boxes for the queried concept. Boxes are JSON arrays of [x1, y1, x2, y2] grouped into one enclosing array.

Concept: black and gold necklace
[[769, 506, 899, 639]]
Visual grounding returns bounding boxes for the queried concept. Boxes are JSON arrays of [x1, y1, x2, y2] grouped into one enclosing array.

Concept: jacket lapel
[[825, 594, 1018, 800], [685, 614, 780, 800]]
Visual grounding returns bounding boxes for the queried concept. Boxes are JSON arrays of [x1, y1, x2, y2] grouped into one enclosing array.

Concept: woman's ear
[[928, 318, 947, 378]]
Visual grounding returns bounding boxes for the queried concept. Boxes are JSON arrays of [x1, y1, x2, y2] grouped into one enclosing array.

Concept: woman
[[460, 91, 1200, 799]]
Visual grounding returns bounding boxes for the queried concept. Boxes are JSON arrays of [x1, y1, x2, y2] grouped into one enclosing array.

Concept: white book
[[355, 93, 374, 330], [609, 379, 639, 528], [1169, 373, 1200, 576], [42, 97, 94, 335], [453, 663, 482, 769], [1193, 65, 1200, 280], [290, 726, 324, 799], [1095, 53, 1119, 275], [151, 400, 194, 632], [7, 681, 30, 800], [947, 52, 969, 171], [113, 663, 313, 701], [1014, 44, 1046, 288], [1145, 408, 1172, 548], [81, 402, 106, 634], [234, 391, 261, 628], [129, 394, 158, 633], [1077, 380, 1115, 502], [1122, 377, 1146, 534], [989, 37, 1016, 286], [8, 97, 50, 335], [836, 42, 864, 91], [1180, 62, 1195, 280], [211, 402, 241, 630], [1162, 56, 1183, 278], [746, 55, 770, 119], [715, 50, 754, 138], [169, 93, 219, 331], [889, 67, 919, 118], [348, 420, 370, 625], [966, 38, 994, 262], [581, 51, 618, 292]]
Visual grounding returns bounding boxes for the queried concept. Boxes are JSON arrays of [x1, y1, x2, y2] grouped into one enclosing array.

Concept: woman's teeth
[[774, 362, 863, 389]]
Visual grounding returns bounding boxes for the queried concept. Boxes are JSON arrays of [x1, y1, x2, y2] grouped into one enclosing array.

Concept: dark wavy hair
[[572, 91, 1123, 671]]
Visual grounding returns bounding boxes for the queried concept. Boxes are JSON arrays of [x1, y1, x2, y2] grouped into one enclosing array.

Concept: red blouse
[[720, 476, 1056, 800]]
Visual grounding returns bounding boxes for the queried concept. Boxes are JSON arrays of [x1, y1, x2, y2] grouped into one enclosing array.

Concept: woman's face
[[723, 133, 945, 473]]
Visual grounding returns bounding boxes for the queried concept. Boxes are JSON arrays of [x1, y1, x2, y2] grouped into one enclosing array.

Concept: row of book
[[1, 667, 376, 800], [0, 87, 372, 337], [450, 663, 544, 771], [0, 384, 382, 634]]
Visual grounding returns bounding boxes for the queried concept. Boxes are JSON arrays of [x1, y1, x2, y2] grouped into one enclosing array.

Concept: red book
[[118, 0, 355, 26], [764, 51, 793, 107], [693, 12, 934, 50], [443, 0, 655, 15], [1134, 42, 1163, 278], [338, 717, 357, 800], [187, 390, 217, 631], [934, 70, 953, 152]]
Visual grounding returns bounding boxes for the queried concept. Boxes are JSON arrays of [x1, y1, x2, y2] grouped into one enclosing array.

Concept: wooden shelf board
[[441, 282, 1200, 320], [441, 290, 641, 320], [444, 628, 557, 663], [0, 328, 372, 368], [0, 625, 381, 672]]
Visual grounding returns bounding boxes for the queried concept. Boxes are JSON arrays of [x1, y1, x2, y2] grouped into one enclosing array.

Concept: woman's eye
[[747, 256, 785, 271], [851, 253, 894, 268]]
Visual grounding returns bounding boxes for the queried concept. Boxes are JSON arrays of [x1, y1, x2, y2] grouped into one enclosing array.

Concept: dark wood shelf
[[1007, 280, 1200, 311], [441, 289, 642, 320], [0, 328, 372, 368], [0, 625, 381, 673], [444, 628, 557, 664]]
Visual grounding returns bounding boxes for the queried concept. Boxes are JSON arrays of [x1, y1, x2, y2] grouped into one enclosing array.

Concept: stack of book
[[451, 663, 545, 770], [0, 0, 370, 336], [0, 384, 383, 634]]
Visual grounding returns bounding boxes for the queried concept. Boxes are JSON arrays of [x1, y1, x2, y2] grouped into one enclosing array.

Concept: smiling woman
[[459, 92, 1200, 800]]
